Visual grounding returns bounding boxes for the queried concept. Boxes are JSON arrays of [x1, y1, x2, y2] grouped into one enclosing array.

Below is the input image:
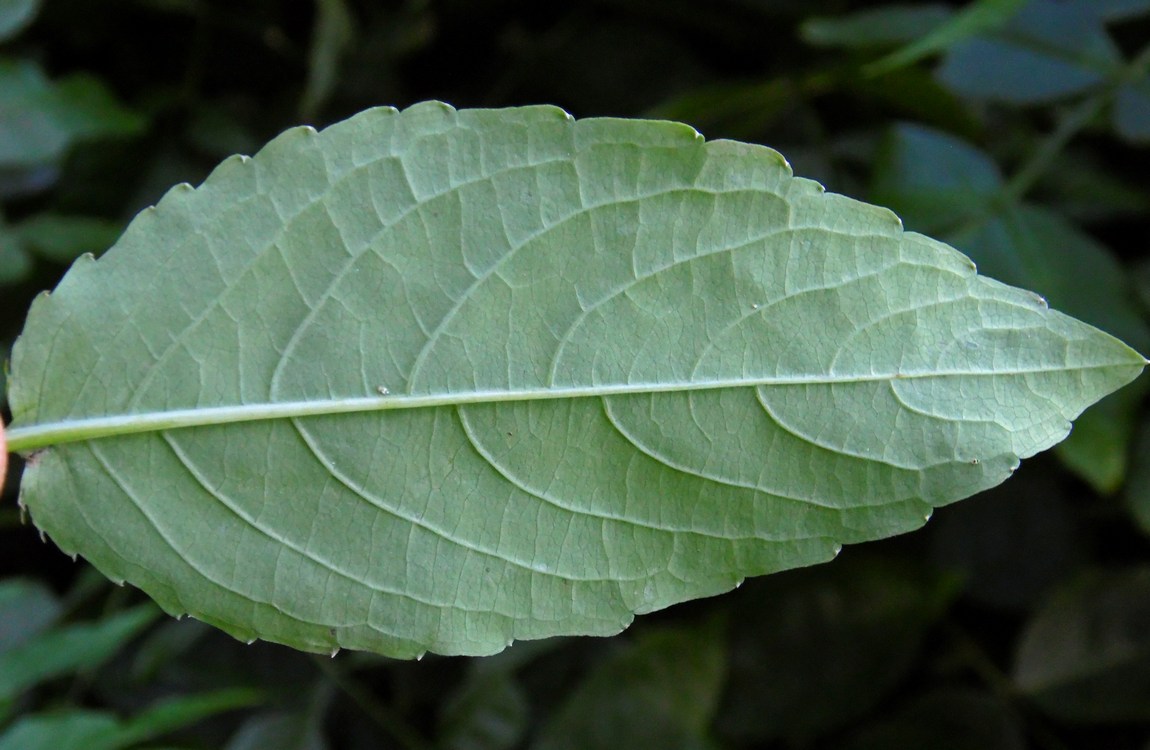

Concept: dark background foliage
[[2, 0, 1150, 748]]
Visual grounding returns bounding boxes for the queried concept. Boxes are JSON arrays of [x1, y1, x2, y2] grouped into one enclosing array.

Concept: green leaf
[[0, 0, 39, 43], [0, 691, 260, 750], [115, 689, 264, 746], [1114, 74, 1150, 143], [0, 216, 32, 284], [936, 0, 1124, 104], [6, 102, 1146, 658], [864, 0, 1029, 77], [300, 0, 355, 121], [0, 711, 123, 750], [1094, 0, 1150, 19], [532, 622, 726, 750], [1013, 568, 1150, 722], [15, 213, 123, 264], [14, 212, 123, 264], [801, 4, 954, 50], [0, 58, 145, 169], [0, 604, 157, 705], [871, 123, 1001, 234], [0, 578, 61, 652]]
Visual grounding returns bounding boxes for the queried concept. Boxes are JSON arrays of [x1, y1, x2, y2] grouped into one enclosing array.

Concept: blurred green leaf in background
[[0, 59, 144, 171], [0, 0, 38, 44]]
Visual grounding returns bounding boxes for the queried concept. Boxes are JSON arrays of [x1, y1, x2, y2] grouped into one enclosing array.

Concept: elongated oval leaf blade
[[5, 102, 1145, 658]]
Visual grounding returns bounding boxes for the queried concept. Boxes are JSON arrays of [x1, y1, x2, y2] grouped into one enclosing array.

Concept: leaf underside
[[7, 102, 1145, 658]]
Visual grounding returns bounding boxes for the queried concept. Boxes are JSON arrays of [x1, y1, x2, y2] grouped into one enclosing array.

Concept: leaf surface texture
[[7, 102, 1145, 657]]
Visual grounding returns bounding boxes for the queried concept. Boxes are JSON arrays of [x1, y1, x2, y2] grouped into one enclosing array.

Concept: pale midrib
[[4, 363, 1134, 452]]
